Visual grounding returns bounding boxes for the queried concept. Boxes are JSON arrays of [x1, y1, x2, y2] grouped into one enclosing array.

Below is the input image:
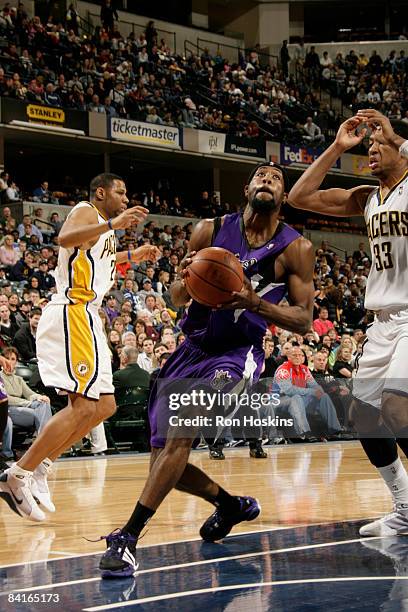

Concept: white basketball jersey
[[51, 201, 116, 308], [364, 170, 408, 310]]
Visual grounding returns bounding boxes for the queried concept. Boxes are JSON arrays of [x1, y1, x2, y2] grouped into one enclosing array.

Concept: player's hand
[[177, 251, 197, 285], [216, 276, 259, 311], [356, 109, 405, 149], [111, 206, 149, 230], [130, 245, 161, 263], [334, 116, 367, 152], [0, 356, 12, 374]]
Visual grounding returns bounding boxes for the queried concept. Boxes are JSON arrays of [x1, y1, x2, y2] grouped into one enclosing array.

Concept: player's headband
[[247, 162, 290, 193]]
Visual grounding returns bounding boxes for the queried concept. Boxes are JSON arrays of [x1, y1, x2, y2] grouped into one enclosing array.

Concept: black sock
[[124, 502, 155, 539], [360, 437, 398, 468], [397, 429, 408, 459], [214, 487, 241, 513]]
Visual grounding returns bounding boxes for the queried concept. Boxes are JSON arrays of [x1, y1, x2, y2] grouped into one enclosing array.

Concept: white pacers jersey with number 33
[[364, 170, 408, 311], [52, 201, 116, 308]]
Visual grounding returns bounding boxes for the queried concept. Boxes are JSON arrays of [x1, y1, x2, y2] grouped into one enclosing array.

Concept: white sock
[[34, 458, 53, 476], [9, 464, 33, 478], [378, 458, 408, 513]]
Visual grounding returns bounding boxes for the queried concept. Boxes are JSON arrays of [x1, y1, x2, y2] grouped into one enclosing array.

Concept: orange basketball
[[184, 247, 244, 308]]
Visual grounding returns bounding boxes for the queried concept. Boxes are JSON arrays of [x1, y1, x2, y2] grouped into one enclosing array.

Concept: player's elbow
[[57, 233, 74, 248], [294, 316, 312, 336]]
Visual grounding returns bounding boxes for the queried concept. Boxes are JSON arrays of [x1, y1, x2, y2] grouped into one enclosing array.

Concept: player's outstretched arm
[[58, 206, 148, 249], [170, 218, 215, 307], [288, 116, 372, 217], [218, 238, 314, 335], [116, 245, 161, 264]]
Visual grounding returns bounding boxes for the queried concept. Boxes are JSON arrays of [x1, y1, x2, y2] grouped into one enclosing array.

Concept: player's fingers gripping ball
[[184, 247, 244, 308]]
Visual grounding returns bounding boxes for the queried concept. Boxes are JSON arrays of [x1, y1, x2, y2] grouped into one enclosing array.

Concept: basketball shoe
[[0, 466, 45, 521], [200, 496, 261, 542], [99, 529, 139, 579], [359, 507, 408, 536], [31, 459, 55, 513]]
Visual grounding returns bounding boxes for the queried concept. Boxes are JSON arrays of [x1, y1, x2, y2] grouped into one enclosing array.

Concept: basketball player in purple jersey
[[98, 162, 315, 578]]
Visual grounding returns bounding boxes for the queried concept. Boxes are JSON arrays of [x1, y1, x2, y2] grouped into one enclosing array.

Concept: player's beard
[[250, 195, 279, 213]]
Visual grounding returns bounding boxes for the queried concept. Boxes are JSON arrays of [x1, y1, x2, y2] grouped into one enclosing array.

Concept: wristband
[[107, 218, 113, 230], [399, 140, 408, 159], [128, 249, 132, 261]]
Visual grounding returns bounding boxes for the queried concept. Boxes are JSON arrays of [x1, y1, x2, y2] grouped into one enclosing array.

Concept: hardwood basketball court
[[0, 442, 405, 610]]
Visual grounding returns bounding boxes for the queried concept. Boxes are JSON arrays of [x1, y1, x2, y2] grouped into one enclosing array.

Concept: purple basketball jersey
[[181, 213, 301, 352]]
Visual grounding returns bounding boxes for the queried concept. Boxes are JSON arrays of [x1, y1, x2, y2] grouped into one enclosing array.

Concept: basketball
[[184, 247, 244, 307]]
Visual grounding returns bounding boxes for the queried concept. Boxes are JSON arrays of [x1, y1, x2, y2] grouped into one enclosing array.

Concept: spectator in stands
[[9, 250, 35, 283], [14, 307, 41, 361], [2, 347, 52, 436], [333, 346, 354, 379], [280, 40, 290, 78], [137, 337, 155, 373], [303, 116, 325, 145], [113, 345, 151, 391], [49, 212, 63, 235], [122, 331, 137, 347], [5, 180, 20, 202], [274, 346, 341, 439], [0, 304, 18, 345], [100, 0, 118, 33], [0, 235, 20, 267], [313, 307, 334, 337], [18, 215, 43, 243], [32, 259, 56, 293], [33, 181, 51, 203], [312, 350, 350, 427], [0, 206, 16, 232], [104, 295, 120, 326], [352, 241, 370, 263]]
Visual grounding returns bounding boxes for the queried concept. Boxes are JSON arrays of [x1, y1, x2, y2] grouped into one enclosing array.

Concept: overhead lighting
[[9, 121, 85, 136]]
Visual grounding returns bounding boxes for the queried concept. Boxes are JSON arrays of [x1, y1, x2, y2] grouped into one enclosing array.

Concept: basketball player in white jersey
[[0, 173, 160, 521], [289, 110, 408, 536]]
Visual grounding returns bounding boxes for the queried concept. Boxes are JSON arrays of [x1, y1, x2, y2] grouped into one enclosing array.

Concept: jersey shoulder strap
[[211, 217, 222, 245]]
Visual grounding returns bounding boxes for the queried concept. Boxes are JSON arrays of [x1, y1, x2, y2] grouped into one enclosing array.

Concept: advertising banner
[[280, 143, 341, 169], [110, 117, 180, 148], [225, 135, 266, 158], [351, 154, 371, 176], [197, 130, 226, 154], [1, 98, 88, 132]]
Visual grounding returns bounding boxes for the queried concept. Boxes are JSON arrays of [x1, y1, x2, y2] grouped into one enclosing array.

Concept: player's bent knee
[[382, 392, 408, 434], [70, 395, 98, 421], [349, 398, 381, 433]]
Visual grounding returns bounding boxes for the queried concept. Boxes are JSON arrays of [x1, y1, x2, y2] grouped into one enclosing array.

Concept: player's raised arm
[[58, 205, 148, 249], [288, 117, 372, 217], [170, 218, 216, 307]]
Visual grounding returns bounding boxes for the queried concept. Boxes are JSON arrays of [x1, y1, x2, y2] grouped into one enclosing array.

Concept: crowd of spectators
[[289, 41, 408, 123], [0, 4, 343, 145], [0, 190, 372, 460]]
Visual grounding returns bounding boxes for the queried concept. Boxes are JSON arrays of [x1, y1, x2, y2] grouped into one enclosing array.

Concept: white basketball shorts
[[36, 302, 114, 400], [353, 307, 408, 409]]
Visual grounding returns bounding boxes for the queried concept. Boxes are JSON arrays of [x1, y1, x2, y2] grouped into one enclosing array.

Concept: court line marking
[[0, 524, 310, 569], [0, 535, 382, 595], [0, 515, 372, 570], [82, 576, 408, 610]]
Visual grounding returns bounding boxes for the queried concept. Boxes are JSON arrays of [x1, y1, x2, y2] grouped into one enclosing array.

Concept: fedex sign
[[280, 144, 341, 168]]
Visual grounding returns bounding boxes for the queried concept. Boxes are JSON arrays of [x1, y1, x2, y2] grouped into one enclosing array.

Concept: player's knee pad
[[360, 437, 398, 468]]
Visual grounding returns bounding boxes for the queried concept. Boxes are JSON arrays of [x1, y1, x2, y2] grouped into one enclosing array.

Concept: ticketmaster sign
[[109, 118, 180, 148]]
